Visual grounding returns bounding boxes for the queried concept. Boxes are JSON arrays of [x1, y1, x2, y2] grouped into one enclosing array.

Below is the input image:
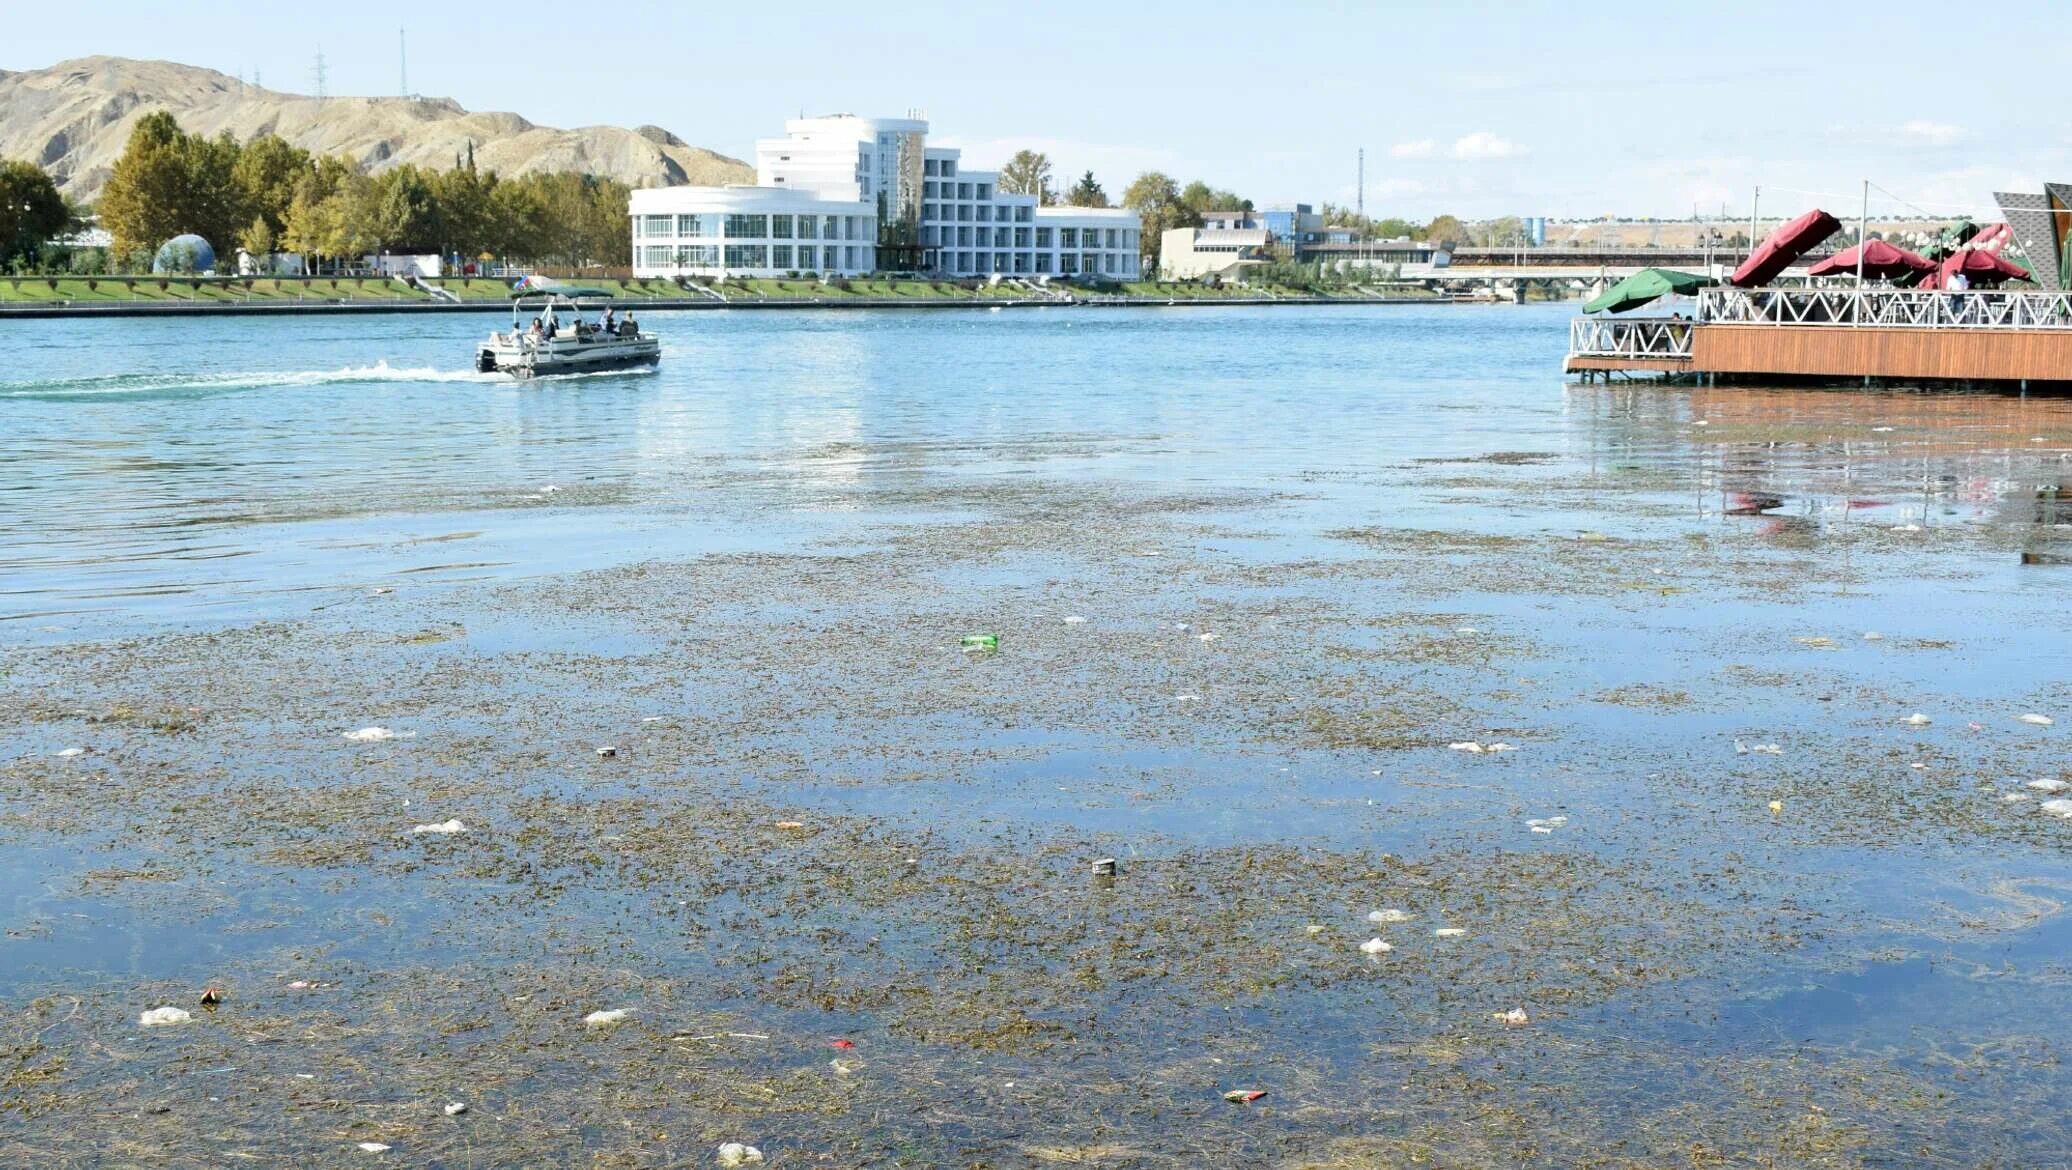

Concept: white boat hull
[[476, 332, 660, 378]]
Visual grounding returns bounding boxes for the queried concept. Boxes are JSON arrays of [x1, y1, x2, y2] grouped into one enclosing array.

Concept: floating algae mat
[[2, 306, 2070, 1165]]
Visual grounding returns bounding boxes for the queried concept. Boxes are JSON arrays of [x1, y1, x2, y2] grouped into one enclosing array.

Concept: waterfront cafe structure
[[1566, 183, 2072, 388]]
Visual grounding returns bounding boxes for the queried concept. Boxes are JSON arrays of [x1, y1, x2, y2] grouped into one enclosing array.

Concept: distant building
[[1199, 203, 1325, 245], [631, 114, 1141, 280], [1159, 227, 1272, 280]]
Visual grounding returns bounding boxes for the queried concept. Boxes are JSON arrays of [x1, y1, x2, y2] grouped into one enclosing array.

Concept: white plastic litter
[[1063, 615, 1087, 625], [1735, 741, 1783, 756], [54, 747, 86, 758], [1174, 694, 1202, 703], [1894, 524, 1924, 532], [444, 1102, 467, 1116], [1367, 909, 1412, 925], [1871, 425, 1894, 432], [584, 1009, 629, 1027], [2026, 778, 2069, 793], [1495, 1008, 1529, 1026], [1863, 631, 1886, 641], [342, 727, 412, 743], [2041, 798, 2072, 819], [1358, 937, 1393, 955], [1435, 928, 1467, 938], [1526, 815, 1568, 834], [1449, 741, 1517, 754], [410, 819, 467, 835], [716, 1143, 765, 1166], [357, 1142, 392, 1153], [2018, 713, 2055, 726], [139, 1006, 192, 1028], [1792, 636, 1837, 649], [1903, 713, 1932, 726], [1197, 633, 1219, 643]]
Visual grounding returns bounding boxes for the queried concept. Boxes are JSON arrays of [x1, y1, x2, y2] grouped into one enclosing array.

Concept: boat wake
[[0, 361, 501, 401]]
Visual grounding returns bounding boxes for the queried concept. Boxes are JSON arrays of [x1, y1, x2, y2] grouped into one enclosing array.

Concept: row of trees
[[0, 160, 76, 270], [94, 112, 631, 270]]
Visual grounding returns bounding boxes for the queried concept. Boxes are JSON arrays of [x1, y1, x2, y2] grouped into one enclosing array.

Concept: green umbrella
[[1583, 267, 1712, 314]]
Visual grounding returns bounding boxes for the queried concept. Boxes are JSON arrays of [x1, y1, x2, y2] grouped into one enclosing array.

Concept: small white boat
[[476, 289, 659, 379]]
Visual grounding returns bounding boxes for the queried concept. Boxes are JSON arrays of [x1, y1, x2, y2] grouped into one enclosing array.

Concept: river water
[[2, 304, 2069, 1166]]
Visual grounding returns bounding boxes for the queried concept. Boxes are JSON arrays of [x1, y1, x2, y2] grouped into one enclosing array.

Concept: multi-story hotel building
[[630, 115, 1142, 280]]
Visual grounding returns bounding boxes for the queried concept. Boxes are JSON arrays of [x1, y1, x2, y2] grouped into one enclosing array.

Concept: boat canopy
[[509, 287, 616, 300]]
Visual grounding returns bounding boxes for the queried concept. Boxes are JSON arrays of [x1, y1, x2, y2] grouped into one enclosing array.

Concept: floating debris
[[2025, 779, 2069, 793], [830, 1039, 856, 1050], [1366, 909, 1412, 925], [1526, 815, 1569, 834], [716, 1143, 765, 1166], [1903, 713, 1933, 726], [1792, 636, 1837, 649], [1062, 615, 1087, 625], [2002, 792, 2031, 804], [1197, 632, 1219, 643], [775, 820, 806, 830], [959, 633, 998, 653], [583, 1009, 629, 1028], [2018, 713, 2055, 726], [1494, 1008, 1530, 1026], [1174, 694, 1202, 703], [1863, 631, 1886, 641], [595, 746, 617, 758], [443, 1102, 467, 1116], [410, 819, 467, 836], [54, 747, 87, 758], [1576, 531, 1612, 543], [1434, 928, 1467, 938], [2042, 799, 2072, 819], [1448, 741, 1517, 754], [199, 986, 223, 1006], [1735, 741, 1783, 756], [139, 1006, 192, 1028], [1768, 800, 1784, 813], [356, 1142, 392, 1154], [341, 727, 412, 743], [1222, 1089, 1269, 1104], [1091, 858, 1118, 877], [1359, 937, 1394, 954]]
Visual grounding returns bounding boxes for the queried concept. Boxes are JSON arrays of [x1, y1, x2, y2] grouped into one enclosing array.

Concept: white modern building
[[631, 114, 1142, 281]]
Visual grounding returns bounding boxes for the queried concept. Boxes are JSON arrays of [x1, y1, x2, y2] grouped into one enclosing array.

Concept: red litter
[[1222, 1089, 1268, 1104], [830, 1039, 856, 1050]]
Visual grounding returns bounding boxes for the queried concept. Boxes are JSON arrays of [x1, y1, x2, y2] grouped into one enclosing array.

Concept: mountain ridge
[[0, 55, 753, 203]]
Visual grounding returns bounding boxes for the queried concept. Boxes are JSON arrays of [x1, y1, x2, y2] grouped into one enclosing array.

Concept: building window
[[925, 159, 938, 176], [942, 160, 955, 177], [724, 214, 768, 238], [1105, 254, 1117, 274], [1016, 206, 1032, 222], [771, 215, 793, 239], [958, 205, 972, 222], [844, 246, 857, 269], [678, 245, 719, 266], [1015, 228, 1030, 247], [1037, 254, 1053, 273], [820, 216, 839, 240], [845, 216, 860, 240], [1036, 227, 1053, 248], [956, 182, 971, 199], [958, 226, 971, 246], [976, 184, 991, 201], [1082, 252, 1098, 273], [976, 205, 991, 222], [823, 245, 838, 269], [642, 214, 674, 238], [1105, 229, 1118, 249], [724, 244, 767, 268], [1060, 254, 1077, 274], [1060, 228, 1077, 248], [641, 245, 672, 267], [771, 245, 793, 268]]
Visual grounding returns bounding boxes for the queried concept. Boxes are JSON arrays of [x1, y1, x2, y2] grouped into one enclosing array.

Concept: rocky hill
[[0, 56, 753, 203]]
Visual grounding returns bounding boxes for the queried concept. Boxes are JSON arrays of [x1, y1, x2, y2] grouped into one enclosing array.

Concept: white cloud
[[1900, 120, 1965, 147], [1390, 139, 1436, 159], [1451, 132, 1525, 161]]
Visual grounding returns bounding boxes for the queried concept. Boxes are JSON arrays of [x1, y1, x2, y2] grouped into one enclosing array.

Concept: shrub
[[85, 278, 98, 293], [46, 277, 59, 291], [156, 277, 169, 292]]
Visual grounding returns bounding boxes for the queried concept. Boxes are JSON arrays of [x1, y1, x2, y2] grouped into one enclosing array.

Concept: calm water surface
[[3, 303, 2070, 1164]]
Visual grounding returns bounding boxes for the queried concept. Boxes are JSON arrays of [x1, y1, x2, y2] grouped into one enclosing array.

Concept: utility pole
[[313, 49, 327, 101], [399, 27, 408, 96], [1357, 147, 1364, 220], [1748, 186, 1759, 261]]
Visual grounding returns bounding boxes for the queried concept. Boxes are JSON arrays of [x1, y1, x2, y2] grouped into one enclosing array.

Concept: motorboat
[[475, 288, 659, 378]]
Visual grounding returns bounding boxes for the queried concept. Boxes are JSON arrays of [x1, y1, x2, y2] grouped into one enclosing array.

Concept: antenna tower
[[313, 49, 327, 101], [1357, 147, 1365, 219]]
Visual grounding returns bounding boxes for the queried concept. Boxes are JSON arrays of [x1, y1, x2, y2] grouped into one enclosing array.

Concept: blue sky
[[8, 0, 2068, 221]]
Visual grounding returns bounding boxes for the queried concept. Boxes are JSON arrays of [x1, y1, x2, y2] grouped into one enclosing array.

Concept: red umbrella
[[1804, 239, 1935, 281], [1730, 209, 1843, 287], [1919, 247, 2030, 289]]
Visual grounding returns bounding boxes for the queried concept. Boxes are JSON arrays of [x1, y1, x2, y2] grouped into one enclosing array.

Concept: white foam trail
[[0, 361, 502, 399]]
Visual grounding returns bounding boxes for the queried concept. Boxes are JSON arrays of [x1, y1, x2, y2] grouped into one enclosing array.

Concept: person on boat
[[619, 311, 637, 337], [543, 314, 559, 340], [601, 306, 616, 335], [526, 317, 543, 344]]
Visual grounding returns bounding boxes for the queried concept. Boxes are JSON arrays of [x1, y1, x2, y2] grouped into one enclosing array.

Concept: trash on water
[[2041, 799, 2072, 819], [199, 986, 224, 1006], [140, 1006, 193, 1028], [830, 1058, 862, 1076], [2018, 713, 2055, 726], [1872, 425, 1895, 432], [960, 633, 998, 653], [356, 1143, 392, 1154], [1305, 924, 1327, 935], [342, 727, 412, 743], [2025, 778, 2069, 793], [1092, 858, 1118, 877], [583, 1009, 629, 1028], [775, 820, 806, 830], [1063, 615, 1087, 625], [1903, 713, 1933, 726], [1175, 694, 1202, 703], [716, 1143, 765, 1166], [2002, 792, 2031, 803], [444, 1102, 467, 1116], [1735, 741, 1782, 755], [54, 747, 87, 758], [1792, 636, 1837, 649], [1863, 631, 1886, 641], [1894, 524, 1924, 532], [1768, 800, 1784, 813], [830, 1039, 856, 1050], [595, 746, 618, 758], [1359, 937, 1394, 954], [1526, 815, 1568, 834], [1366, 909, 1412, 925], [1197, 632, 1219, 643], [1434, 928, 1467, 938], [1494, 1008, 1530, 1027], [1577, 531, 1612, 543], [1222, 1089, 1269, 1104], [410, 819, 467, 835], [1455, 626, 1481, 635], [1449, 742, 1517, 754]]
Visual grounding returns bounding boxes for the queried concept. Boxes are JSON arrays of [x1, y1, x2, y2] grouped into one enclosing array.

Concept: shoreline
[[0, 293, 1470, 319]]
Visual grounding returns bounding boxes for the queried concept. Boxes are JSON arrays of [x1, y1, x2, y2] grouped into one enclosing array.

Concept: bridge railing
[[1700, 287, 2072, 330], [1568, 316, 1694, 361]]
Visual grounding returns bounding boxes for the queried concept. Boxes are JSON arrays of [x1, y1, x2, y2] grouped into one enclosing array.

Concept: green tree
[[1178, 181, 1246, 214], [1122, 171, 1202, 270], [1064, 170, 1108, 208], [0, 159, 73, 267], [370, 165, 444, 252], [238, 214, 276, 260], [998, 150, 1053, 203], [1423, 215, 1467, 247], [99, 113, 244, 261], [231, 134, 310, 237]]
